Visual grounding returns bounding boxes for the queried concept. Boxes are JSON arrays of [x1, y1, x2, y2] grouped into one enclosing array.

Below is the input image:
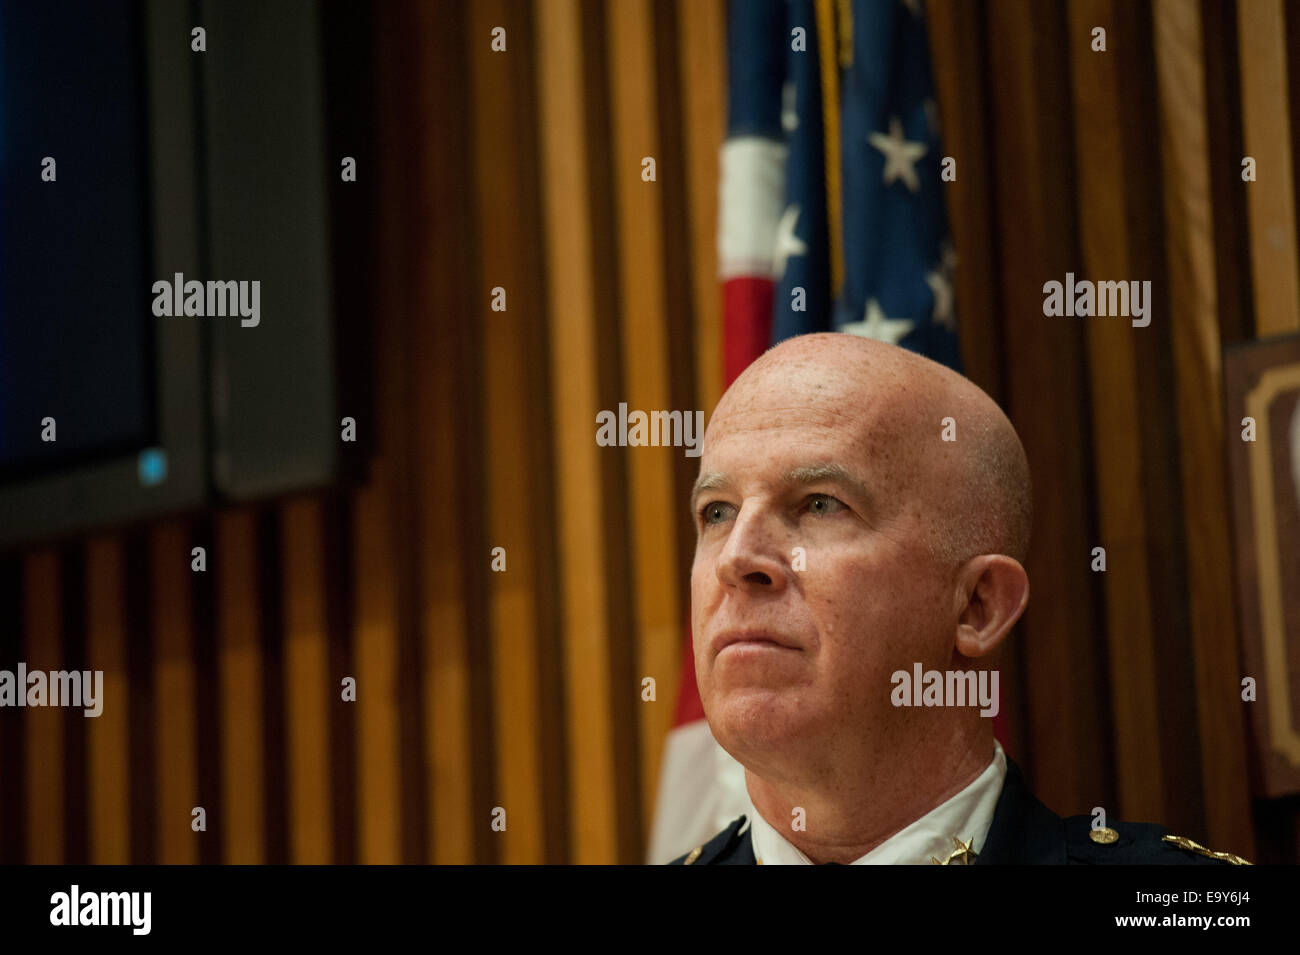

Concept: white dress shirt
[[745, 740, 1007, 864]]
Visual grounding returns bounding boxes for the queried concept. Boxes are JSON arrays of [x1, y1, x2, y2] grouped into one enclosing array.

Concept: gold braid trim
[[1162, 834, 1253, 866]]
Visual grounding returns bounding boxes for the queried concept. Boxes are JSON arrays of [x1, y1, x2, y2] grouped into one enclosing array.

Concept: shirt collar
[[746, 740, 1007, 864]]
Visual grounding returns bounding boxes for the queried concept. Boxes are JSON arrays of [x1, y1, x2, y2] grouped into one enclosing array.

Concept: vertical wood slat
[[124, 530, 156, 863], [321, 493, 359, 863], [189, 519, 222, 866], [86, 535, 130, 863], [679, 0, 727, 418], [984, 0, 1109, 813], [0, 557, 24, 863], [1154, 0, 1256, 856], [216, 508, 264, 862], [1201, 0, 1254, 347], [470, 0, 543, 864], [256, 510, 291, 864], [352, 473, 401, 864], [673, 8, 727, 844], [60, 543, 89, 863], [417, 224, 476, 866], [536, 0, 619, 864], [23, 549, 61, 863], [152, 520, 197, 863], [353, 0, 415, 867], [927, 0, 1029, 763], [607, 0, 683, 850], [412, 0, 481, 865], [399, 11, 443, 862], [1065, 0, 1167, 823], [282, 497, 333, 863], [925, 0, 1004, 400], [1238, 0, 1300, 336]]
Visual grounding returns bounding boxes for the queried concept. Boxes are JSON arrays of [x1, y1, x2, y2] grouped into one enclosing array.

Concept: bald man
[[670, 333, 1247, 866]]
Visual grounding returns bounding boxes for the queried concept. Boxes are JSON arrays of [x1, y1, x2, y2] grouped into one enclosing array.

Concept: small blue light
[[139, 448, 168, 486]]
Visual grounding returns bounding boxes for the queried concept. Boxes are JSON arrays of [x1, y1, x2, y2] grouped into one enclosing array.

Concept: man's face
[[691, 364, 951, 777]]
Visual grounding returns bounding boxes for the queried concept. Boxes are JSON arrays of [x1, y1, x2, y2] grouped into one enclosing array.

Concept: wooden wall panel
[[355, 0, 419, 867], [927, 0, 1028, 763], [0, 557, 21, 863], [319, 495, 359, 864], [23, 549, 61, 863], [608, 0, 683, 848], [282, 497, 333, 863], [60, 544, 89, 862], [536, 0, 618, 864], [1156, 0, 1256, 855], [680, 0, 726, 420], [984, 0, 1110, 814], [928, 1, 1003, 401], [1238, 0, 1300, 336], [216, 509, 264, 862], [152, 520, 197, 863], [1066, 0, 1168, 824], [416, 0, 487, 865], [86, 535, 129, 863], [352, 476, 401, 865], [470, 0, 545, 864]]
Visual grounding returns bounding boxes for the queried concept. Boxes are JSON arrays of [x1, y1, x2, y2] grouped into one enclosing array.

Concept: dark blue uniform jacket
[[669, 757, 1247, 865]]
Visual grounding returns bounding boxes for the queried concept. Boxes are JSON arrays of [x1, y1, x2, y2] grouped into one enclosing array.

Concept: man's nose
[[715, 507, 788, 592]]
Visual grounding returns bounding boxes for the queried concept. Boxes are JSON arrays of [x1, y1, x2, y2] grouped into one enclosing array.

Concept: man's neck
[[744, 739, 996, 864]]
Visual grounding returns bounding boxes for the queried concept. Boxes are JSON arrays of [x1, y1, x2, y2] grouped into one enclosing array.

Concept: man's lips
[[712, 630, 803, 655]]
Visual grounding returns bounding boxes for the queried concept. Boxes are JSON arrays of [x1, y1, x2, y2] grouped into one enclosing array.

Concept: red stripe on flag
[[672, 625, 705, 725], [723, 277, 775, 386]]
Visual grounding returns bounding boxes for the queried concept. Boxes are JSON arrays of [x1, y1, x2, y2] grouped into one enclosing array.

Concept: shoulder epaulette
[[1062, 815, 1250, 865], [669, 816, 749, 865]]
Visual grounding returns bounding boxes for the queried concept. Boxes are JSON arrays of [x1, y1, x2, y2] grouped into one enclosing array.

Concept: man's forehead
[[697, 348, 941, 483], [707, 399, 860, 436], [694, 402, 891, 494], [700, 389, 901, 464]]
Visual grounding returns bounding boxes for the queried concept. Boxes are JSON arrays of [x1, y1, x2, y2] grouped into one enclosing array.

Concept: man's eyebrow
[[688, 464, 872, 514], [689, 471, 730, 513], [784, 464, 872, 505]]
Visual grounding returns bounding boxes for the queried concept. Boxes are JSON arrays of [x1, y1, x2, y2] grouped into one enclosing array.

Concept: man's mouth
[[713, 629, 802, 655]]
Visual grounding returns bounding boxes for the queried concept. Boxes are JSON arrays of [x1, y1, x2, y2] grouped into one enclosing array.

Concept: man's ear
[[953, 555, 1029, 658]]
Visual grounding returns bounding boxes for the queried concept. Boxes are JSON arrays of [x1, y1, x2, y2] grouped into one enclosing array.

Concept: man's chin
[[705, 688, 815, 757]]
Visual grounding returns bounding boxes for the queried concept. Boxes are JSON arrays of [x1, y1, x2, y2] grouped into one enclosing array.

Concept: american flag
[[648, 0, 964, 863]]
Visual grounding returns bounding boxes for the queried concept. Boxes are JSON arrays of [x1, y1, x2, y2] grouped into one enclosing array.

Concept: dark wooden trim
[[984, 0, 1112, 814]]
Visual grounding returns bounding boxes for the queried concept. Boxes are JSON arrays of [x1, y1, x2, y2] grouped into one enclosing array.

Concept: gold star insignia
[[931, 835, 977, 865], [949, 835, 977, 865]]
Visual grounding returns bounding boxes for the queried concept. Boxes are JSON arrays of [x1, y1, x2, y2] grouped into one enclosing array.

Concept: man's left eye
[[803, 494, 845, 516]]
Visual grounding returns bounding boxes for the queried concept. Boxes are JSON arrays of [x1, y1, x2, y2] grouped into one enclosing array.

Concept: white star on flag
[[926, 270, 955, 331], [842, 298, 916, 345], [773, 204, 808, 279], [869, 116, 927, 193]]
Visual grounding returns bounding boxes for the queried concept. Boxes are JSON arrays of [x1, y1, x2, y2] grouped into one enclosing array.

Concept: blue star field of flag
[[736, 0, 963, 372]]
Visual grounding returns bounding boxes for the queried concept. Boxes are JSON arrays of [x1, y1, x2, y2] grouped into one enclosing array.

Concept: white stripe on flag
[[718, 136, 789, 281], [646, 718, 751, 864]]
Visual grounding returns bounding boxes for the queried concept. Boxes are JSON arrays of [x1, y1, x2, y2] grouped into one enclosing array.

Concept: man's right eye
[[698, 501, 736, 525]]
